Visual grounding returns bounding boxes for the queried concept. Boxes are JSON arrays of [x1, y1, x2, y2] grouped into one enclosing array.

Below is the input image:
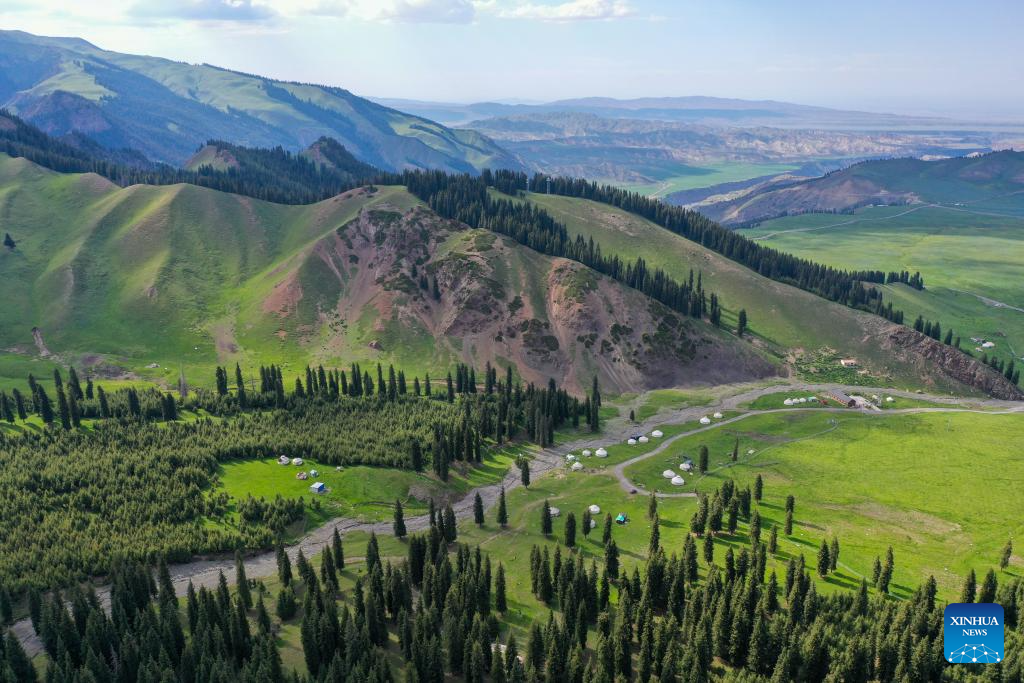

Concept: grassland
[[747, 204, 1024, 366], [621, 410, 1024, 596], [615, 161, 801, 198]]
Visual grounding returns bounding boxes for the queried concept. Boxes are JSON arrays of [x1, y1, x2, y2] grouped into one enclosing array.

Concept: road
[[8, 382, 1022, 657]]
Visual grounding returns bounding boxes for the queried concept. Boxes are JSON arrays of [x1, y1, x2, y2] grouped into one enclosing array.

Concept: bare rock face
[[883, 326, 1024, 400], [269, 204, 780, 393]]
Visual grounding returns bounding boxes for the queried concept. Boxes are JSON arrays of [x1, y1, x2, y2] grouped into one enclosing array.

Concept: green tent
[[615, 513, 627, 524]]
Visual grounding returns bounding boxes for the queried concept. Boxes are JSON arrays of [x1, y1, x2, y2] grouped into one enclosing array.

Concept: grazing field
[[615, 161, 801, 198], [746, 204, 1024, 366], [623, 410, 1024, 596], [217, 447, 521, 527]]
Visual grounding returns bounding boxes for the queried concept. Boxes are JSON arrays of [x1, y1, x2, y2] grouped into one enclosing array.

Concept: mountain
[[0, 153, 774, 394], [0, 30, 520, 173], [373, 96, 952, 129], [690, 151, 1024, 225]]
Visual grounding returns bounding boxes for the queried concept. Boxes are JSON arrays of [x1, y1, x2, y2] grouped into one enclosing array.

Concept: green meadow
[[747, 204, 1024, 365], [615, 161, 801, 198]]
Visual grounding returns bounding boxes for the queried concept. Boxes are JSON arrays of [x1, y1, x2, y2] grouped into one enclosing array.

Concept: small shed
[[615, 513, 628, 524], [651, 430, 664, 438], [826, 389, 856, 407], [588, 504, 601, 514], [596, 448, 608, 458], [662, 469, 676, 479], [571, 462, 584, 471], [670, 476, 685, 486], [310, 482, 326, 494]]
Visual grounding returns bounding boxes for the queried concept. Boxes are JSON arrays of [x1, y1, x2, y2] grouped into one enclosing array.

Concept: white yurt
[[886, 396, 894, 402], [713, 412, 723, 419], [566, 454, 576, 462], [662, 469, 676, 479], [588, 504, 601, 514], [292, 457, 304, 466], [652, 429, 664, 438], [798, 398, 807, 403], [699, 417, 711, 425], [571, 462, 584, 471], [681, 462, 693, 471], [627, 438, 637, 445], [590, 519, 597, 529], [596, 447, 608, 458], [670, 476, 685, 486], [747, 449, 755, 455], [783, 398, 794, 405], [549, 507, 561, 517], [277, 455, 290, 465], [638, 436, 649, 443], [582, 449, 592, 457]]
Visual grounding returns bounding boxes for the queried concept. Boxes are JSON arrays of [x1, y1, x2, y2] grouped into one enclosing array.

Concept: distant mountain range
[[0, 30, 520, 172], [374, 95, 960, 130], [688, 151, 1024, 225]]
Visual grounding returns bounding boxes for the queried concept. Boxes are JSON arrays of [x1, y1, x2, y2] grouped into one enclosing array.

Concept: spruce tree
[[541, 500, 553, 535], [495, 563, 507, 613], [1000, 539, 1013, 569], [497, 487, 509, 527], [698, 445, 709, 474], [473, 492, 485, 527], [235, 551, 252, 609], [393, 499, 407, 538]]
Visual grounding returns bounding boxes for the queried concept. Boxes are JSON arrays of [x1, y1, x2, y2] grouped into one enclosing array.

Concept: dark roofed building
[[826, 389, 856, 407]]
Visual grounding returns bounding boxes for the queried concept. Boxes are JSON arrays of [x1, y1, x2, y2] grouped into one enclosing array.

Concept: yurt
[[627, 438, 638, 445], [681, 462, 693, 471], [798, 398, 807, 403], [582, 449, 592, 457], [571, 462, 584, 471], [590, 519, 597, 529], [652, 430, 664, 438], [596, 448, 608, 458], [292, 457, 304, 466], [566, 454, 576, 462], [638, 436, 649, 443], [588, 504, 601, 514], [277, 455, 290, 465], [713, 412, 723, 419], [670, 476, 685, 486], [549, 507, 561, 517], [699, 416, 711, 425], [662, 469, 676, 479], [783, 398, 794, 406], [886, 396, 894, 402], [747, 449, 755, 455]]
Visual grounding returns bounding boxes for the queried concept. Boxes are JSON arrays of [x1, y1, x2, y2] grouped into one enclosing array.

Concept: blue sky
[[3, 0, 1022, 118]]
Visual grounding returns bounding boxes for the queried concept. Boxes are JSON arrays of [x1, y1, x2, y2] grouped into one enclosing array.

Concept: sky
[[2, 0, 1022, 119]]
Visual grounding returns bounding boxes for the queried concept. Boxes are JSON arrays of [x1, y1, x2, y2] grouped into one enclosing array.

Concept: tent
[[699, 417, 711, 425], [589, 519, 597, 529], [596, 448, 608, 458], [582, 449, 592, 457], [681, 462, 693, 471], [549, 507, 561, 517], [885, 397, 894, 402], [310, 482, 326, 494], [571, 462, 584, 471], [671, 476, 685, 486], [588, 504, 601, 514], [627, 438, 637, 445], [566, 454, 576, 462], [662, 469, 676, 479], [277, 455, 290, 465], [651, 430, 663, 438], [638, 436, 649, 443], [798, 398, 807, 403], [615, 514, 628, 524], [291, 457, 304, 466], [783, 399, 794, 406], [808, 396, 818, 402], [309, 469, 319, 477], [296, 471, 308, 480], [747, 449, 755, 455], [713, 412, 723, 419]]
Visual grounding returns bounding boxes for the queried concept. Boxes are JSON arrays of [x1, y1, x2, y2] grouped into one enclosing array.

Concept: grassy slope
[[746, 204, 1024, 365], [515, 191, 969, 392], [0, 155, 416, 385], [621, 161, 801, 198], [621, 410, 1024, 597]]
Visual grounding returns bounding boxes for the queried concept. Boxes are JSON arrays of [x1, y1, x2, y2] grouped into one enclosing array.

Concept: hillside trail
[[8, 382, 1022, 657]]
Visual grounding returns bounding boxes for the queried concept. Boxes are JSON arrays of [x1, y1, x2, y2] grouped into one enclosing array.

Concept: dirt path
[[8, 382, 1021, 657]]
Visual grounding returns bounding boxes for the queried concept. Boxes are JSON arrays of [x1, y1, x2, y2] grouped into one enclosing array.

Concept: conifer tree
[[394, 499, 407, 538], [648, 493, 658, 520], [1000, 539, 1013, 569], [541, 500, 553, 535], [698, 445, 709, 474], [520, 458, 531, 488], [565, 512, 577, 548], [581, 507, 592, 538], [960, 568, 977, 603], [495, 563, 507, 613], [817, 541, 830, 578], [473, 492, 485, 527], [235, 551, 252, 609], [497, 487, 508, 527]]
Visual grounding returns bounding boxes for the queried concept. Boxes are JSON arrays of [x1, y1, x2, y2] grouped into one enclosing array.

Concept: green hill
[[0, 30, 520, 172], [514, 191, 1021, 397], [0, 154, 775, 393]]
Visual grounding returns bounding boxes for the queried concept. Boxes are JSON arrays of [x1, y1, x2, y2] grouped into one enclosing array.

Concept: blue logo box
[[944, 603, 1004, 663]]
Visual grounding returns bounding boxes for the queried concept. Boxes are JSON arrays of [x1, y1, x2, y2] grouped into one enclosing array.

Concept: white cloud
[[376, 0, 476, 23], [497, 0, 635, 22], [129, 0, 276, 22]]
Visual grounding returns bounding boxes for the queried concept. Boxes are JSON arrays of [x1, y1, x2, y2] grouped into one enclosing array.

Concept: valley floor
[[10, 381, 1023, 664]]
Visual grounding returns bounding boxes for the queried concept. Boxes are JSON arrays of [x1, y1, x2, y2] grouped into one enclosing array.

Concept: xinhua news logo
[[944, 603, 1004, 663]]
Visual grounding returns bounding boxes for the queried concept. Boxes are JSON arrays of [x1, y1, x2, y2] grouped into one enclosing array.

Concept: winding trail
[[8, 382, 1022, 657]]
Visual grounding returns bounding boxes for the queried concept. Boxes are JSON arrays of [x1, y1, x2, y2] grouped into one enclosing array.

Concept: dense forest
[[5, 478, 1021, 682], [0, 362, 594, 590]]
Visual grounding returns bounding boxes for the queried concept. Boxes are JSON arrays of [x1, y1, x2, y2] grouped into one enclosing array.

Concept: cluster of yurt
[[783, 396, 817, 406]]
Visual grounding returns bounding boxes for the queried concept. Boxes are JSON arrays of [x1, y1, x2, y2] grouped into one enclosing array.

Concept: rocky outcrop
[[884, 326, 1024, 400]]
